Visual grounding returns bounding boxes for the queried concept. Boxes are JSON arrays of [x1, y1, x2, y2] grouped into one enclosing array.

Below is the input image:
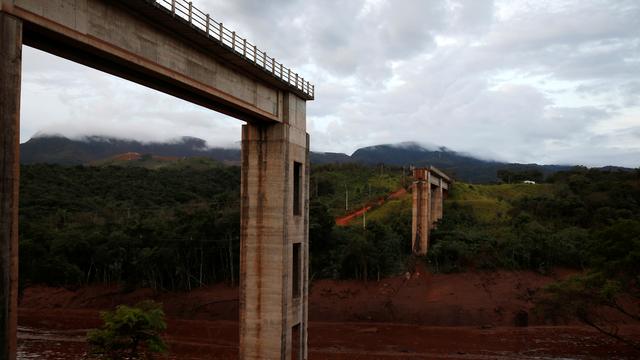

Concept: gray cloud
[[19, 0, 640, 168]]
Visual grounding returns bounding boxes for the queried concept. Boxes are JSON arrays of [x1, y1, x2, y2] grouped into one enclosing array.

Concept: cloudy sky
[[21, 0, 640, 167]]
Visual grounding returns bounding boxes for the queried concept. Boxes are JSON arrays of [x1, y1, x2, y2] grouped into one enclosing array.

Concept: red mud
[[18, 268, 640, 359], [336, 188, 407, 226]]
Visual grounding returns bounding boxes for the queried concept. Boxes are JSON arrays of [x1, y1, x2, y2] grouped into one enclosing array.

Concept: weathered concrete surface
[[240, 92, 308, 360], [411, 169, 430, 255], [5, 0, 289, 123], [411, 167, 450, 256], [0, 12, 21, 360], [433, 179, 443, 224], [1, 1, 313, 357], [429, 185, 437, 230]]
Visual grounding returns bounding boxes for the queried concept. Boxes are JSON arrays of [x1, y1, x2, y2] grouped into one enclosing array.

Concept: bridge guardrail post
[[232, 31, 236, 51]]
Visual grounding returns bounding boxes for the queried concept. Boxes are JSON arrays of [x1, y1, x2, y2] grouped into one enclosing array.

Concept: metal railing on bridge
[[153, 0, 314, 99]]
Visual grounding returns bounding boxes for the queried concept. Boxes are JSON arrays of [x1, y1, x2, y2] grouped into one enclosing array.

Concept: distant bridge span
[[412, 167, 451, 256], [0, 0, 313, 359]]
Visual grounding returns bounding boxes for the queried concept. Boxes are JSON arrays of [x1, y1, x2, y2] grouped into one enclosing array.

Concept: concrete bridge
[[0, 0, 312, 359], [411, 167, 451, 255]]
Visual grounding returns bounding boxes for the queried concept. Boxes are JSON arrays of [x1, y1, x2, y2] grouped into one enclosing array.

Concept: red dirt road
[[335, 188, 407, 226]]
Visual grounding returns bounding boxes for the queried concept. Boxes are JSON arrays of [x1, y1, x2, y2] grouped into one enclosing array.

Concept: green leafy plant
[[535, 220, 640, 352], [87, 300, 168, 359]]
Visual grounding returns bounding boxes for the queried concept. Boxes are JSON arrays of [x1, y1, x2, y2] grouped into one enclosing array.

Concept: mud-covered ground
[[17, 269, 640, 359]]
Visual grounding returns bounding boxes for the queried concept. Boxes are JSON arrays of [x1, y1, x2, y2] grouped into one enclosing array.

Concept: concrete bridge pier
[[411, 167, 451, 256], [411, 169, 430, 255], [0, 11, 21, 360], [240, 93, 309, 360], [1, 0, 315, 356]]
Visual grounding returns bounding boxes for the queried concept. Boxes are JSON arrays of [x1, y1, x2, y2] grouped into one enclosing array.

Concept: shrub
[[87, 300, 168, 359]]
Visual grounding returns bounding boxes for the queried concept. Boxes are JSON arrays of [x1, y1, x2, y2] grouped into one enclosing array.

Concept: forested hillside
[[18, 162, 408, 289], [18, 161, 640, 314], [428, 168, 640, 273], [21, 135, 602, 183], [20, 136, 241, 165], [310, 163, 405, 217], [332, 166, 640, 284], [19, 164, 241, 291]]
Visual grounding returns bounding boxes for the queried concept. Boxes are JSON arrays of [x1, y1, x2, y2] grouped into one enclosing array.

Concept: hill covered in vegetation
[[20, 135, 241, 166], [346, 166, 640, 277], [349, 143, 573, 183], [19, 163, 241, 290], [18, 162, 409, 289], [18, 162, 640, 304], [20, 135, 598, 183]]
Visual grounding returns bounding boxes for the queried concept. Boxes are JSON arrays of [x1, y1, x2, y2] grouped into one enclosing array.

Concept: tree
[[536, 273, 640, 351], [536, 220, 640, 352], [87, 300, 168, 359], [497, 169, 543, 183], [309, 200, 336, 278]]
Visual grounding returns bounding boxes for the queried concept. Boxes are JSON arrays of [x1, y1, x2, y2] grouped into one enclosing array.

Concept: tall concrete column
[[0, 11, 21, 360], [240, 93, 308, 360], [429, 185, 436, 229], [411, 169, 430, 256], [411, 181, 417, 252], [433, 179, 443, 225]]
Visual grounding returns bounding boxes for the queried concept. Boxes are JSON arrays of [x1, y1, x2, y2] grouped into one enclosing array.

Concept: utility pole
[[345, 184, 349, 211], [363, 207, 366, 229]]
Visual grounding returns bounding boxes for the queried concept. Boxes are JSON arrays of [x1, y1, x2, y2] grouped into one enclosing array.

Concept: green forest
[[18, 162, 409, 290], [428, 168, 640, 273], [20, 163, 241, 291], [426, 168, 640, 342], [18, 162, 640, 304]]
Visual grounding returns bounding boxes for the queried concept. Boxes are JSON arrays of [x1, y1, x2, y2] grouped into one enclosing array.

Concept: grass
[[446, 183, 506, 223], [364, 181, 557, 225], [312, 164, 404, 217], [474, 183, 555, 200], [366, 196, 412, 223]]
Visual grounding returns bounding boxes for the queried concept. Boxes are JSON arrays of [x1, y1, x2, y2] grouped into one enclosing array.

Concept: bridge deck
[[1, 1, 314, 358], [4, 0, 312, 123], [126, 0, 314, 100]]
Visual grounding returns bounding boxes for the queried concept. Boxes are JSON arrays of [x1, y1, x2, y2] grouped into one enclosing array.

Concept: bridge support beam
[[412, 168, 451, 255], [240, 93, 309, 360], [433, 179, 443, 225], [411, 170, 430, 255], [0, 11, 21, 360]]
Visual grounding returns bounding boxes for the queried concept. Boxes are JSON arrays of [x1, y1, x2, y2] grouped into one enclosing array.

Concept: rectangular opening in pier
[[293, 161, 302, 216], [292, 242, 301, 299]]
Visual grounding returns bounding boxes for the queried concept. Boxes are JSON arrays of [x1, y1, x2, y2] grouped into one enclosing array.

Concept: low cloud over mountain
[[20, 135, 606, 183]]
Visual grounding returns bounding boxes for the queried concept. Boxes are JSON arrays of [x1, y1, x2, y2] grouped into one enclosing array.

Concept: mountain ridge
[[20, 135, 621, 183], [21, 135, 241, 166]]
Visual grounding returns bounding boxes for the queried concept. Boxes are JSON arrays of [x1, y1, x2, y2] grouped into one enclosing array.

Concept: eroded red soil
[[335, 188, 407, 226], [18, 268, 640, 359]]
